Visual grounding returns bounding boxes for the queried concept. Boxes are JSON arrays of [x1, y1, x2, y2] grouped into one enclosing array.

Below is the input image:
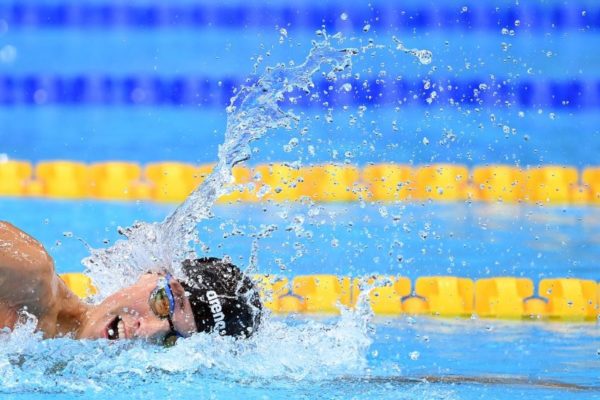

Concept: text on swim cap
[[206, 290, 226, 334]]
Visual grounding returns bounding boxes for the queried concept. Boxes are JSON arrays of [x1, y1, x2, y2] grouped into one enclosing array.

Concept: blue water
[[0, 1, 599, 167], [0, 199, 599, 399], [3, 199, 600, 281], [1, 0, 599, 398]]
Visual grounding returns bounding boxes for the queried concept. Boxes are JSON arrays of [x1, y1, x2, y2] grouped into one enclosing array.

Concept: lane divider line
[[60, 273, 600, 321], [2, 161, 600, 206]]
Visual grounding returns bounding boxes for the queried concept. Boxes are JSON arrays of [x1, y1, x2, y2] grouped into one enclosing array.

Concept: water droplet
[[340, 12, 348, 21], [416, 50, 432, 65], [426, 91, 437, 104], [409, 351, 420, 360], [362, 24, 371, 32], [256, 185, 271, 198], [283, 137, 299, 153], [422, 137, 429, 145], [62, 231, 73, 238]]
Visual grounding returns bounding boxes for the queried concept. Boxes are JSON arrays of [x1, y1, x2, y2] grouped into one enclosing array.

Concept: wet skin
[[0, 221, 196, 341]]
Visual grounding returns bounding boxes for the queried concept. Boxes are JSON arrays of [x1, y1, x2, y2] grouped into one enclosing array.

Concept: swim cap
[[179, 257, 262, 338]]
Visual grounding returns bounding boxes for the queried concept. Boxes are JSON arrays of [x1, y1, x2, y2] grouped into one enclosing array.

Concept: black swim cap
[[179, 257, 262, 338]]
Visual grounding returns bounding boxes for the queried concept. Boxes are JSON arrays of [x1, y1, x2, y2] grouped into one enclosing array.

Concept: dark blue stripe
[[0, 3, 597, 31], [0, 75, 597, 109]]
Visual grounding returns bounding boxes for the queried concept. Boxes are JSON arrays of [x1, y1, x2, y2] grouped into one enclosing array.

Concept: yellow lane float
[[582, 167, 600, 204], [60, 273, 599, 321], [409, 276, 474, 316], [475, 277, 533, 318], [60, 273, 97, 298], [472, 165, 525, 203], [301, 164, 362, 202], [254, 163, 303, 202], [413, 164, 469, 202], [538, 278, 598, 321], [34, 161, 89, 198], [145, 162, 203, 202], [362, 163, 413, 201], [278, 275, 352, 313], [217, 166, 256, 203], [89, 162, 143, 200], [525, 165, 578, 204], [4, 160, 600, 206], [0, 160, 32, 196], [367, 276, 411, 315]]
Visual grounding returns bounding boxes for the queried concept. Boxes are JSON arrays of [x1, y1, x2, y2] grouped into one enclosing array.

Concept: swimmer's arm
[[0, 221, 57, 308]]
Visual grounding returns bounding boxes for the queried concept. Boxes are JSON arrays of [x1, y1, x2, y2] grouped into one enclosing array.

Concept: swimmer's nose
[[136, 317, 170, 340]]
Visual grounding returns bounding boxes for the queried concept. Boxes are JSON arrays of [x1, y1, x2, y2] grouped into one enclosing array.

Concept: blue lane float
[[0, 75, 595, 109], [0, 3, 597, 31]]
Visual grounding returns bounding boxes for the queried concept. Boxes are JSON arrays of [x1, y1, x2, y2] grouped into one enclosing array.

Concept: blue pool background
[[0, 0, 598, 167], [3, 199, 600, 283], [1, 200, 599, 399], [0, 1, 599, 399]]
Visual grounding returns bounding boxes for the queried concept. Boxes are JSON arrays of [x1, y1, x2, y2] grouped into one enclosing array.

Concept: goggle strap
[[164, 273, 176, 315]]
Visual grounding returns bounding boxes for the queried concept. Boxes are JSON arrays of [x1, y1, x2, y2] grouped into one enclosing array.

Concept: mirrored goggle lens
[[149, 288, 171, 319]]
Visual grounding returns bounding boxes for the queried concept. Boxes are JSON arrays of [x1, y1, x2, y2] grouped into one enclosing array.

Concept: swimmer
[[0, 221, 262, 345]]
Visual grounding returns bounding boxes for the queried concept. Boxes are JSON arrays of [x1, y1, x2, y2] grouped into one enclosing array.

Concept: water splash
[[392, 36, 432, 65], [83, 35, 357, 297], [0, 306, 372, 394], [65, 34, 435, 397]]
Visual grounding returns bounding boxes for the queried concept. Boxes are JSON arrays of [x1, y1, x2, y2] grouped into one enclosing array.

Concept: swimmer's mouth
[[106, 315, 126, 340]]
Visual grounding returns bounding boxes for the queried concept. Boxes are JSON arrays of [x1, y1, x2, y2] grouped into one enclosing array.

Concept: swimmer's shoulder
[[0, 222, 79, 337], [0, 221, 56, 299], [0, 221, 54, 269]]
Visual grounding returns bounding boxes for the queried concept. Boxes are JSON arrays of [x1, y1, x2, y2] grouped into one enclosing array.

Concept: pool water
[[1, 0, 599, 398], [1, 1, 600, 168], [0, 199, 598, 399]]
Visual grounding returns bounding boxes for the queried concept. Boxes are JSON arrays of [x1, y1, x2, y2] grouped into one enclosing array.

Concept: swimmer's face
[[77, 273, 197, 343]]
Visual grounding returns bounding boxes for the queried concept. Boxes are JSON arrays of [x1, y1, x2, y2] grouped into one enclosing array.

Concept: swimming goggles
[[148, 273, 186, 347]]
